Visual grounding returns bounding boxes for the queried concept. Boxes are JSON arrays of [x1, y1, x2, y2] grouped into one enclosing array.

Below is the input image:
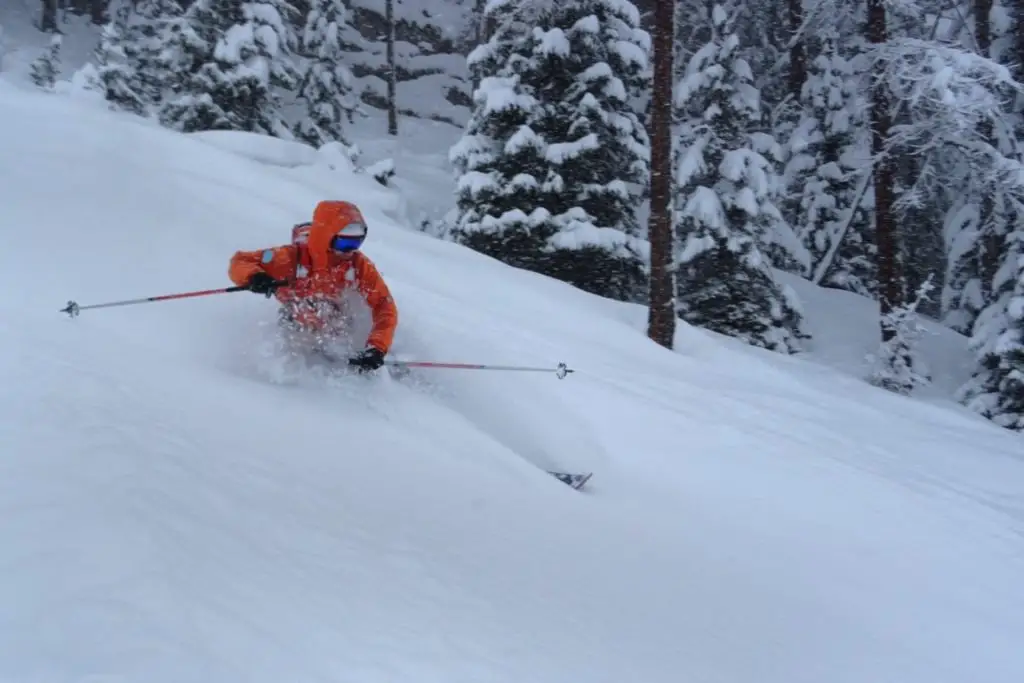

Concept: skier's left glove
[[247, 272, 282, 297], [348, 347, 385, 373]]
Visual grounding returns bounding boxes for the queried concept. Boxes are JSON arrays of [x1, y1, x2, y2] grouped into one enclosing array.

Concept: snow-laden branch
[[869, 38, 1022, 152]]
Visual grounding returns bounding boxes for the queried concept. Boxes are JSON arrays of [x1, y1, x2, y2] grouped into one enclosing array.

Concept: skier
[[228, 200, 397, 372]]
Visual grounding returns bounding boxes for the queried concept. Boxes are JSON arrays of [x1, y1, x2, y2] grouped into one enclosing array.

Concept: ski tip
[[572, 472, 594, 490], [547, 470, 593, 490], [60, 300, 80, 318]]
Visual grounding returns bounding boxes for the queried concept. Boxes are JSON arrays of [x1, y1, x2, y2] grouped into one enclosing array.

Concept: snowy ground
[[2, 74, 1024, 683]]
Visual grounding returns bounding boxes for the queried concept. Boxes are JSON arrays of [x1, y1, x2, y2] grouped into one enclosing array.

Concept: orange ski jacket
[[228, 201, 398, 354]]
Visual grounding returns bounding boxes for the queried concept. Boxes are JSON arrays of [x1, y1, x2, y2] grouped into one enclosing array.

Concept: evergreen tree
[[160, 0, 299, 136], [449, 0, 651, 302], [959, 0, 1024, 428], [939, 10, 1023, 334], [785, 36, 874, 296], [295, 0, 360, 147], [159, 0, 238, 132], [91, 1, 147, 114], [131, 0, 188, 106], [673, 3, 806, 353], [30, 33, 62, 90], [867, 277, 933, 394], [860, 12, 1015, 343], [958, 212, 1024, 430], [943, 179, 993, 334]]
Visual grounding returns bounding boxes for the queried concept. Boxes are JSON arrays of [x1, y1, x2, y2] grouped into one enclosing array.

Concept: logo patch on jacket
[[262, 249, 274, 264]]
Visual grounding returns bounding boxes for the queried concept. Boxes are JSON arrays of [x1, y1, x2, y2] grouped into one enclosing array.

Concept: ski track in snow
[[0, 79, 1023, 683]]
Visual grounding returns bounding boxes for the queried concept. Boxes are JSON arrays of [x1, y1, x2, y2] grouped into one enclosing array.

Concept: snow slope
[[2, 81, 1024, 683]]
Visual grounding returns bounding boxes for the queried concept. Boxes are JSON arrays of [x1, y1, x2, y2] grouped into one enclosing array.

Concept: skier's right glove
[[348, 347, 386, 373], [247, 272, 281, 297]]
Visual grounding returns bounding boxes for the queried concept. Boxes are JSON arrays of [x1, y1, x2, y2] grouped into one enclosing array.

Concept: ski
[[548, 471, 593, 490]]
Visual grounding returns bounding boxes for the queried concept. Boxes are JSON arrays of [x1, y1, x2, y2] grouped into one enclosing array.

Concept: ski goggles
[[330, 222, 367, 252]]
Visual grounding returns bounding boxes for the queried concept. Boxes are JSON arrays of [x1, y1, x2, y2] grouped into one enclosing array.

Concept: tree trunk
[[1012, 0, 1024, 80], [40, 0, 58, 32], [787, 0, 806, 98], [472, 0, 489, 91], [88, 0, 106, 24], [386, 0, 398, 136], [646, 0, 676, 349], [867, 0, 901, 337], [475, 0, 488, 45]]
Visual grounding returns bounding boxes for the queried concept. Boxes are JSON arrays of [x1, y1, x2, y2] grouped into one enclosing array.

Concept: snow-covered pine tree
[[449, 0, 651, 302], [295, 0, 360, 147], [130, 0, 188, 107], [1012, 0, 1024, 84], [90, 0, 147, 114], [30, 33, 62, 90], [160, 0, 299, 136], [159, 0, 238, 131], [943, 183, 990, 335], [867, 276, 934, 394], [864, 26, 1020, 339], [958, 232, 1024, 429], [939, 0, 1023, 335], [673, 3, 806, 353], [943, 0, 1024, 430], [785, 36, 874, 296]]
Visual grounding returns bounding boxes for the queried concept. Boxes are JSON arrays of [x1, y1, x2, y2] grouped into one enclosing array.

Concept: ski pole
[[384, 360, 574, 379], [60, 281, 285, 318]]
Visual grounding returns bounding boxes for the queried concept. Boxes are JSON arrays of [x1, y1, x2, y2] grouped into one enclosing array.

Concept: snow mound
[[189, 130, 321, 168]]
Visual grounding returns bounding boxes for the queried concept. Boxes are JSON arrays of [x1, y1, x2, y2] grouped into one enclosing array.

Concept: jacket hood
[[307, 200, 367, 271]]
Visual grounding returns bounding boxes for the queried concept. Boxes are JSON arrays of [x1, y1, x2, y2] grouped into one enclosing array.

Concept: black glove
[[247, 272, 281, 297], [348, 347, 386, 373]]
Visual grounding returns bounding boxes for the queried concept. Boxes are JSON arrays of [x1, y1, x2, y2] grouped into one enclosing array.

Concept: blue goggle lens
[[331, 235, 364, 252]]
